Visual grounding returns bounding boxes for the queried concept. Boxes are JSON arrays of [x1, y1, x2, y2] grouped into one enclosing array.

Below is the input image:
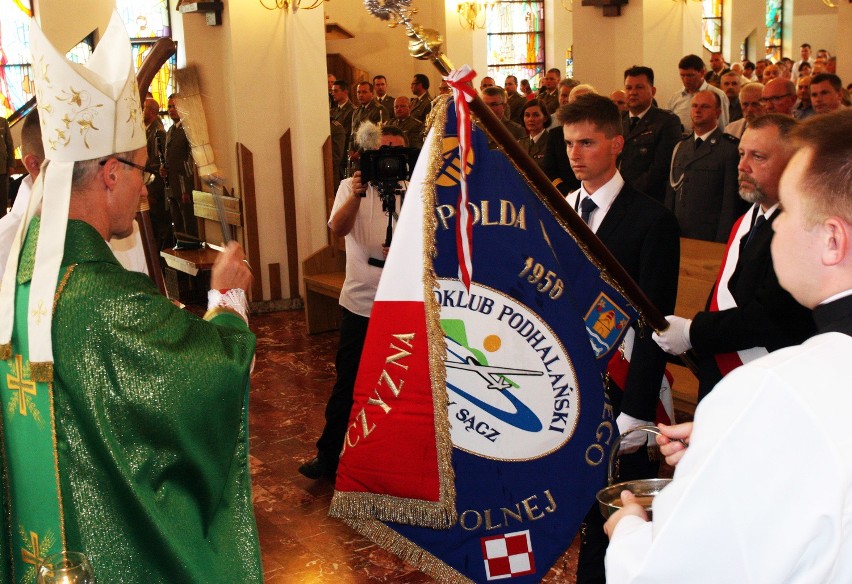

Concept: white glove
[[652, 315, 692, 355], [615, 413, 654, 455]]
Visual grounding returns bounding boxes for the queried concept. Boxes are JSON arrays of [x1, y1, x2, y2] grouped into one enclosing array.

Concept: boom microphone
[[355, 121, 382, 152]]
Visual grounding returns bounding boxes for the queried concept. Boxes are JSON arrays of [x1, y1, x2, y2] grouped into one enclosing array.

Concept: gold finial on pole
[[363, 0, 452, 72]]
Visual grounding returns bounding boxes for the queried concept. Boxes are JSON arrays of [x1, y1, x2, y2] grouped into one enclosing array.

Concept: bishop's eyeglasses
[[99, 157, 156, 185]]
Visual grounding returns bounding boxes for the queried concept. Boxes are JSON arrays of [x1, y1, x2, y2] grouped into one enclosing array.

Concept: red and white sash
[[709, 204, 772, 376]]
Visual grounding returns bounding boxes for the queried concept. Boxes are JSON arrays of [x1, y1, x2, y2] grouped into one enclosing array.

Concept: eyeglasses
[[760, 94, 793, 104], [100, 157, 155, 185]]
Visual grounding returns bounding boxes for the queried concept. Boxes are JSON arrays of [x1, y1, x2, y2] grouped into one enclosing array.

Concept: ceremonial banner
[[330, 97, 639, 582]]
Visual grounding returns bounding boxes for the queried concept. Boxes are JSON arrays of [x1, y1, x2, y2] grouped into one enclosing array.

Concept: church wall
[[572, 0, 703, 105], [545, 2, 573, 83], [179, 3, 328, 301], [791, 1, 838, 58], [728, 0, 765, 64], [284, 8, 332, 281], [325, 0, 447, 99], [836, 2, 851, 84]]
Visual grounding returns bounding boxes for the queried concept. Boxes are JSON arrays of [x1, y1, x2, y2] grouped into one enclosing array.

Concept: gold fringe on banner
[[346, 518, 475, 584], [420, 95, 458, 521], [329, 95, 458, 529]]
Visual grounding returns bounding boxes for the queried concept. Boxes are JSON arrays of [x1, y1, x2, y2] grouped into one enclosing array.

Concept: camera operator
[[299, 125, 410, 480]]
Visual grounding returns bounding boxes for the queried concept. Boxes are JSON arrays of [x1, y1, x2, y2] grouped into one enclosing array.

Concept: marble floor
[[249, 308, 687, 583], [249, 309, 585, 583]]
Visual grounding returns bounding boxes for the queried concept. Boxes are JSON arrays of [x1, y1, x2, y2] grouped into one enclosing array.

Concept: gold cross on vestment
[[21, 531, 49, 571], [7, 354, 37, 416], [31, 300, 48, 326]]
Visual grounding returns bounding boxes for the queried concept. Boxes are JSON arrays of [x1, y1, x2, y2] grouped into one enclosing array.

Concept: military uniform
[[507, 91, 527, 125], [386, 116, 425, 149], [164, 120, 197, 237], [409, 92, 433, 123], [351, 101, 389, 147], [376, 94, 394, 113], [331, 100, 357, 178], [666, 129, 747, 243], [619, 107, 682, 202], [330, 119, 347, 190], [503, 119, 527, 141], [537, 89, 559, 116], [518, 130, 549, 169], [331, 100, 356, 137], [0, 117, 14, 219]]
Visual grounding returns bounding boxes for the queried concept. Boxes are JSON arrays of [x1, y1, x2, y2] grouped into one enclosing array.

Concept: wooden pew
[[669, 237, 726, 416], [302, 243, 346, 334]]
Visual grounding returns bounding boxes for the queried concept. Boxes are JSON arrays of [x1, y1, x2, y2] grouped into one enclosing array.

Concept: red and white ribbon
[[445, 66, 477, 291]]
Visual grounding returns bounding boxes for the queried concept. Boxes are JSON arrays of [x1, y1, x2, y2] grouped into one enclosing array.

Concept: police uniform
[[666, 128, 747, 243]]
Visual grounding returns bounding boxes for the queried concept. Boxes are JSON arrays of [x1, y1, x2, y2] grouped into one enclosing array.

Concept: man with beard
[[653, 114, 815, 400]]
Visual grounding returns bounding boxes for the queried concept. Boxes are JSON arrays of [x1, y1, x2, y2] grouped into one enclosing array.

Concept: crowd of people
[[328, 45, 847, 247]]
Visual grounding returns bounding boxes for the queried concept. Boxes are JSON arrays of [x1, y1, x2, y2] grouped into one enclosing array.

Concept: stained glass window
[[116, 0, 175, 111], [116, 0, 171, 39], [702, 0, 722, 54], [765, 0, 783, 62], [486, 1, 545, 92], [0, 0, 35, 118], [0, 0, 174, 119]]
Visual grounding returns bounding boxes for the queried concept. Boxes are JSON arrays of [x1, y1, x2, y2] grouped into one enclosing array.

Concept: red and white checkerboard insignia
[[481, 529, 536, 580]]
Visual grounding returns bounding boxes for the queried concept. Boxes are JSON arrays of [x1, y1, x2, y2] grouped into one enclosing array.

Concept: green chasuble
[[0, 218, 261, 583]]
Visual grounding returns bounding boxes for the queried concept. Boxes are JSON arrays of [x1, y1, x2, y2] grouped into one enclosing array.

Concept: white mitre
[[0, 11, 145, 381]]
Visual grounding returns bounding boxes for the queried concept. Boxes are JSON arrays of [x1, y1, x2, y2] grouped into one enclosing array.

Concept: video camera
[[358, 145, 418, 268], [358, 145, 418, 186]]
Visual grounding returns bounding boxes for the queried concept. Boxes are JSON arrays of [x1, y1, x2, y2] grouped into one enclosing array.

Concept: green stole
[[1, 269, 70, 582]]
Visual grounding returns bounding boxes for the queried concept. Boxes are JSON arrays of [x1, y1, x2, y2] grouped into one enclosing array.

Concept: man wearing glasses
[[761, 78, 797, 116], [481, 86, 526, 143], [0, 13, 261, 582]]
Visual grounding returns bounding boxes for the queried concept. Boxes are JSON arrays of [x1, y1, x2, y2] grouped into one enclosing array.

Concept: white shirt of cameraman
[[329, 172, 408, 318]]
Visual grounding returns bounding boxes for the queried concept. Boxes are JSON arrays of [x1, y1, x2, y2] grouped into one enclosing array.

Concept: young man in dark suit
[[619, 66, 682, 203], [558, 93, 680, 584], [653, 114, 815, 401]]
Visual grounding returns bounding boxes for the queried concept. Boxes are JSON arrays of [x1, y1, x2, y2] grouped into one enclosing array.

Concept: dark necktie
[[580, 197, 598, 225], [744, 214, 766, 248], [695, 137, 704, 149], [629, 116, 640, 132]]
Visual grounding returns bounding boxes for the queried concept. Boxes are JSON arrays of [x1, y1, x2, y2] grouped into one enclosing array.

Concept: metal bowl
[[596, 477, 671, 519]]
